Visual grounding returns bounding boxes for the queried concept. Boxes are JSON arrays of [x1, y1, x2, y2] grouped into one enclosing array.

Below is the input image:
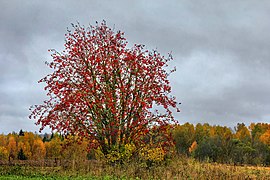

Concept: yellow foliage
[[139, 145, 165, 163], [93, 148, 105, 160], [23, 132, 36, 147], [105, 149, 121, 163], [260, 129, 270, 145], [32, 139, 46, 160], [123, 143, 136, 160], [0, 146, 9, 160], [234, 124, 251, 141], [7, 136, 17, 158], [0, 134, 7, 146], [23, 142, 32, 159], [45, 137, 62, 159], [95, 143, 136, 163], [62, 137, 88, 161]]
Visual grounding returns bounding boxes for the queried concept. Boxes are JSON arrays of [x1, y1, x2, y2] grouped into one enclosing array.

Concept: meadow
[[1, 156, 270, 179]]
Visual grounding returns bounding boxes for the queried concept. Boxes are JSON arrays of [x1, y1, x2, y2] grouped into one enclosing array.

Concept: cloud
[[1, 0, 270, 133]]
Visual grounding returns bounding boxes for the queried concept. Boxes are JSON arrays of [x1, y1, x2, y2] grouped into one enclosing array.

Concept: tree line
[[0, 122, 269, 166], [0, 131, 88, 162], [174, 122, 270, 165]]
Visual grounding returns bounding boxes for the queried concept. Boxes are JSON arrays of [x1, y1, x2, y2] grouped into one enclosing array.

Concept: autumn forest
[[0, 122, 269, 166]]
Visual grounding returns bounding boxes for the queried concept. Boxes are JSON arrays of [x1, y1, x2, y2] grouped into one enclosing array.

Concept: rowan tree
[[30, 21, 179, 155]]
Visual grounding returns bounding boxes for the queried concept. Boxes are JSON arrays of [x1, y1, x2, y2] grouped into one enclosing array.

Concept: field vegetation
[[0, 122, 270, 179], [0, 156, 270, 179]]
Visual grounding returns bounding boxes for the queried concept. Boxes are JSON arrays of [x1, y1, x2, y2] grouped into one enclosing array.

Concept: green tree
[[229, 139, 256, 165], [173, 123, 195, 155], [194, 137, 223, 162], [19, 129, 24, 136], [195, 123, 211, 144], [17, 148, 27, 160]]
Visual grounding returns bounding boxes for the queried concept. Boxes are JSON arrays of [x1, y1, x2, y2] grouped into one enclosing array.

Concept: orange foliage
[[7, 136, 17, 160], [260, 129, 270, 145], [0, 122, 269, 162], [45, 136, 62, 159], [32, 139, 46, 160], [189, 141, 197, 154]]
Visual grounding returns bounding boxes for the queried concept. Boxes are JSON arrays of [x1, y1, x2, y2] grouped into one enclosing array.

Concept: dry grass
[[1, 157, 270, 179]]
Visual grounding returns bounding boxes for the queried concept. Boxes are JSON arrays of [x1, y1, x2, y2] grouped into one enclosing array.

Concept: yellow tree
[[260, 129, 270, 145], [7, 136, 17, 161], [23, 132, 36, 149], [0, 134, 8, 160], [45, 135, 62, 159], [32, 139, 46, 160], [23, 132, 45, 160], [249, 123, 270, 145], [0, 134, 7, 146], [62, 136, 88, 161], [0, 146, 8, 160], [23, 141, 32, 159], [62, 136, 89, 170], [234, 123, 251, 143]]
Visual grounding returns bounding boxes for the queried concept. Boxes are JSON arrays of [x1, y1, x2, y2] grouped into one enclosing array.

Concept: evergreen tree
[[19, 129, 24, 136], [17, 148, 27, 160]]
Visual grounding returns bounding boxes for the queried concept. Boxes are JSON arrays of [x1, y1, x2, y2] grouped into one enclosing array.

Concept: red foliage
[[29, 21, 179, 154]]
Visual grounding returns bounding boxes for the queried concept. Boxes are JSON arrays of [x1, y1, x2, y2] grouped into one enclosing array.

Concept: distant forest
[[173, 122, 270, 165], [0, 122, 269, 166]]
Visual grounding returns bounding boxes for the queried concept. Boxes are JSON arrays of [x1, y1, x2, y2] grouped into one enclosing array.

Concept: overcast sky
[[1, 0, 270, 134]]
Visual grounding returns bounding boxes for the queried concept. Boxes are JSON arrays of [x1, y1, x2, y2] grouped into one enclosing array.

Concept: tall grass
[[0, 156, 270, 179]]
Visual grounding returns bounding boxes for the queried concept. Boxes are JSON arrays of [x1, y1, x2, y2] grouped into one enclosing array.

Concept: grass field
[[0, 157, 270, 179]]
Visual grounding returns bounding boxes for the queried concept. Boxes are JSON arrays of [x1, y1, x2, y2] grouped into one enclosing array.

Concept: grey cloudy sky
[[1, 0, 270, 133]]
